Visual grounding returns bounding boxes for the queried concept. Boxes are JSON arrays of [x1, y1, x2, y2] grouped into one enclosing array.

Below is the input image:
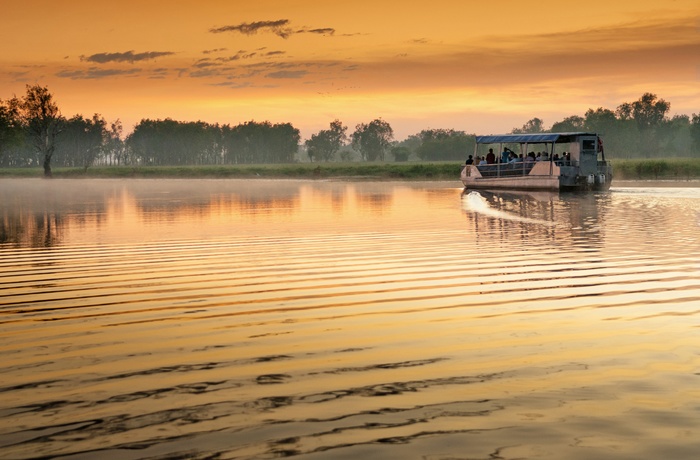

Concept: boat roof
[[476, 132, 597, 144]]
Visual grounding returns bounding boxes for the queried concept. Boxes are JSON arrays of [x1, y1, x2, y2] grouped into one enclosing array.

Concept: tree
[[105, 119, 127, 165], [0, 99, 22, 165], [305, 119, 347, 162], [690, 114, 700, 156], [390, 146, 410, 162], [512, 117, 545, 134], [55, 114, 107, 170], [127, 118, 227, 166], [415, 129, 474, 161], [616, 93, 670, 157], [656, 115, 690, 156], [619, 93, 670, 131], [15, 85, 64, 177], [222, 120, 300, 164], [583, 108, 617, 134], [351, 119, 393, 161], [551, 115, 585, 132], [584, 107, 637, 158]]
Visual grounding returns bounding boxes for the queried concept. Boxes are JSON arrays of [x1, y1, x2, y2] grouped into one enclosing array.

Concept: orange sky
[[1, 0, 699, 139]]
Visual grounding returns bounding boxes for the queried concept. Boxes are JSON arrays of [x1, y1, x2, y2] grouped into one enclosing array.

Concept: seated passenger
[[465, 155, 474, 165]]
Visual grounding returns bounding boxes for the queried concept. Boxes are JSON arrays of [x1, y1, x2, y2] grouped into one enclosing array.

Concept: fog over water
[[1, 178, 700, 459]]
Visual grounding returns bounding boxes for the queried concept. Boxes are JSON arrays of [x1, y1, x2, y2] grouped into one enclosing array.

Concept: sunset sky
[[2, 0, 699, 140]]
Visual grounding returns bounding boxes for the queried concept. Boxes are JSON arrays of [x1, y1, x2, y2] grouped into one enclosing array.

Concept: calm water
[[1, 178, 699, 460]]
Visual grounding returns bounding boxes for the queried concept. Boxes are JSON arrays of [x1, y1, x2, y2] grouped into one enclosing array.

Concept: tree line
[[2, 85, 700, 176]]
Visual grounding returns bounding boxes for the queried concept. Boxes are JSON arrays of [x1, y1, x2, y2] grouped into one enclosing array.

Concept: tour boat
[[461, 132, 613, 191]]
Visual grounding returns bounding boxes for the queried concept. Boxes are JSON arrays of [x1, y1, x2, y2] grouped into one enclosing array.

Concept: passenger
[[486, 148, 496, 164], [501, 147, 511, 164], [508, 152, 519, 163], [474, 156, 481, 165], [465, 155, 474, 165], [553, 153, 560, 164], [525, 152, 535, 162], [536, 152, 542, 161]]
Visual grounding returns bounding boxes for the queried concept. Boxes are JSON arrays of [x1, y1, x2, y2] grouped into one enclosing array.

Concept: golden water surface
[[1, 178, 699, 459]]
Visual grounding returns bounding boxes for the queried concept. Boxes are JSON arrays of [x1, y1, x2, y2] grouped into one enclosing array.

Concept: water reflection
[[1, 179, 700, 459], [0, 179, 461, 247], [460, 189, 611, 247]]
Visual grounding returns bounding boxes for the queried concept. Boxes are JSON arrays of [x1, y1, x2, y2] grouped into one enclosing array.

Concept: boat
[[461, 132, 613, 191]]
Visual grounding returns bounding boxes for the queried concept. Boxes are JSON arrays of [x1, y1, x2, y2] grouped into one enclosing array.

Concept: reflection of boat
[[461, 132, 613, 191]]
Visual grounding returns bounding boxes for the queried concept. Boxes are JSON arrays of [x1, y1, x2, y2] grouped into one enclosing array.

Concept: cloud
[[202, 48, 228, 55], [81, 51, 175, 64], [193, 59, 222, 68], [210, 19, 293, 38], [302, 28, 335, 36], [266, 70, 308, 79], [215, 50, 259, 62], [209, 19, 337, 39], [56, 68, 142, 79]]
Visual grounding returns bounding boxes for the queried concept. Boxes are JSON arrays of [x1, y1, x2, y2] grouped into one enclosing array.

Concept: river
[[1, 178, 699, 459]]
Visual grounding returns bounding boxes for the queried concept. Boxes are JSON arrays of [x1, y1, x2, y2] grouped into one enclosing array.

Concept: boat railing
[[476, 162, 536, 177]]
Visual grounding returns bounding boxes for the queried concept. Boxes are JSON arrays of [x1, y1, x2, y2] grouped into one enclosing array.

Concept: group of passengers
[[465, 149, 573, 166], [465, 148, 547, 166]]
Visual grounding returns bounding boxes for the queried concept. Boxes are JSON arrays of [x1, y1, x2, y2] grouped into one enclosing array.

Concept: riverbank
[[0, 163, 462, 180], [1, 158, 699, 181]]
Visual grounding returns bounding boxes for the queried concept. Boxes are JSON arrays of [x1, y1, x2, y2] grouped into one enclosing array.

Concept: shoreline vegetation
[[1, 158, 700, 182]]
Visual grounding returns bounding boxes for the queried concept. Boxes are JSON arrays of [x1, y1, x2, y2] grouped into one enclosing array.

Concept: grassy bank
[[0, 162, 463, 180], [611, 158, 700, 180], [2, 158, 700, 181]]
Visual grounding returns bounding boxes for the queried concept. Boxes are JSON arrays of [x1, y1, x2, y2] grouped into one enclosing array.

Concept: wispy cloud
[[57, 68, 142, 79], [209, 19, 336, 39], [210, 19, 293, 38], [303, 28, 335, 36], [202, 48, 228, 55], [81, 51, 175, 64], [266, 70, 308, 79]]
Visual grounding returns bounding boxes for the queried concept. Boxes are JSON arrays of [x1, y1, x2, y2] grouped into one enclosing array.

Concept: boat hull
[[461, 162, 612, 192]]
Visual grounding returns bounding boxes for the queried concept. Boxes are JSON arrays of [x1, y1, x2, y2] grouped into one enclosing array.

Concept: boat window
[[582, 139, 595, 150]]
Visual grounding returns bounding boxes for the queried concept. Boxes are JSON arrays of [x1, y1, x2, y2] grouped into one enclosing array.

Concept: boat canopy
[[476, 132, 597, 144]]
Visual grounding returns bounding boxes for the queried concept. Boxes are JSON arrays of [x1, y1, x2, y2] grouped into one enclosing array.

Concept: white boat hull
[[460, 162, 611, 191]]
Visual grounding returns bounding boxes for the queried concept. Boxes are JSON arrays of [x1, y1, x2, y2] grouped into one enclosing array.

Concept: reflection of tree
[[133, 187, 300, 221], [356, 192, 392, 214], [0, 210, 63, 248], [35, 211, 62, 248]]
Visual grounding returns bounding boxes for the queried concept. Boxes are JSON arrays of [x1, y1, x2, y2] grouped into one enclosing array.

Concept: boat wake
[[461, 191, 555, 226]]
